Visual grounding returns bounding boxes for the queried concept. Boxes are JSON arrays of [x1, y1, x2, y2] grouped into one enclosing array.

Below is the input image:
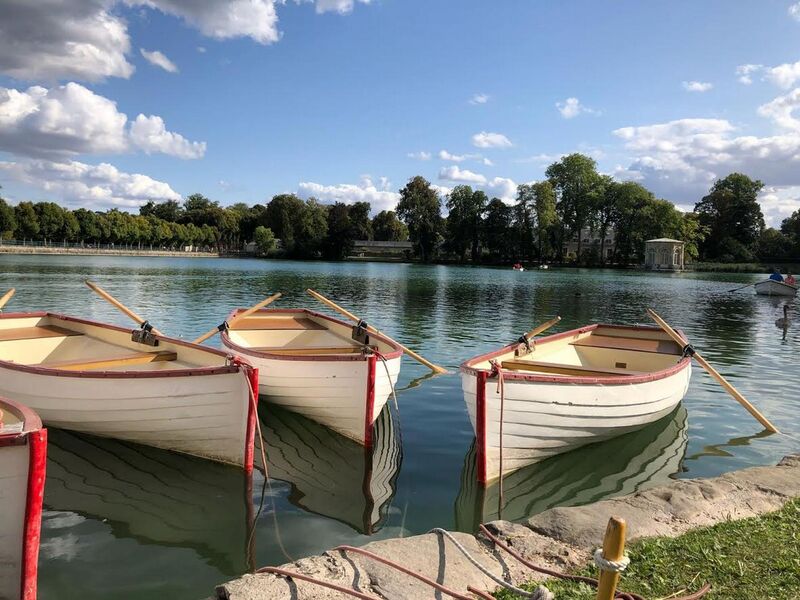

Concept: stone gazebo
[[644, 238, 686, 271]]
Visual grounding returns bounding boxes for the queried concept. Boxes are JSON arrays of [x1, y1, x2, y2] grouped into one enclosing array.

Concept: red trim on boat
[[475, 371, 488, 486], [460, 322, 691, 385], [364, 354, 377, 448], [21, 427, 46, 600], [220, 308, 404, 362], [243, 364, 258, 474], [0, 312, 246, 379]]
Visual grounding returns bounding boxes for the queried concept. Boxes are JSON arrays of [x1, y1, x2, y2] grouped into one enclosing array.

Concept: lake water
[[1, 255, 797, 599]]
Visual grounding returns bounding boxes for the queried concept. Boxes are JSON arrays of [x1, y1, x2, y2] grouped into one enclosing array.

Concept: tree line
[[1, 153, 798, 264]]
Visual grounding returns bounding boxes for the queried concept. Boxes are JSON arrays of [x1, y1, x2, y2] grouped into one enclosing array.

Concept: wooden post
[[596, 517, 626, 600]]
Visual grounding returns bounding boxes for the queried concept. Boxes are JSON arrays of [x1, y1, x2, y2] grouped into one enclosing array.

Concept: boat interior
[[0, 314, 227, 372], [227, 310, 398, 356], [473, 325, 685, 378], [0, 401, 25, 435]]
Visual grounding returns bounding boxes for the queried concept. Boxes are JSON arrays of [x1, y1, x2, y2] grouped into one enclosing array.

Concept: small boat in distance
[[221, 308, 403, 445], [0, 397, 46, 600], [0, 312, 257, 470], [460, 322, 692, 485], [754, 279, 797, 297]]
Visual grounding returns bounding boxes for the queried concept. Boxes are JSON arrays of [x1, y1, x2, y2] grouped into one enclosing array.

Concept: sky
[[2, 0, 800, 226]]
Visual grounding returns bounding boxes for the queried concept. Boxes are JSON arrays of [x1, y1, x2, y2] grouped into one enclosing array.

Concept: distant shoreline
[[0, 245, 219, 258]]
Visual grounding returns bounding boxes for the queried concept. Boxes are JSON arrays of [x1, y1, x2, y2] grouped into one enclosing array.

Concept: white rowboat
[[754, 279, 797, 297], [0, 312, 257, 470], [460, 323, 692, 485], [0, 397, 46, 600], [221, 308, 403, 445]]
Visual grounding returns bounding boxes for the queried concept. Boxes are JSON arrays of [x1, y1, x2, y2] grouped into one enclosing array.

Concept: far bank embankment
[[0, 245, 218, 258], [214, 455, 800, 600]]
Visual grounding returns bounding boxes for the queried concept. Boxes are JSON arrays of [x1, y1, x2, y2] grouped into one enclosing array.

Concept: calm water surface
[[1, 255, 797, 599]]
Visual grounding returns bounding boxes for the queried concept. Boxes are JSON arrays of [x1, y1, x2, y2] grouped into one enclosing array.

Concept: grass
[[494, 500, 800, 600]]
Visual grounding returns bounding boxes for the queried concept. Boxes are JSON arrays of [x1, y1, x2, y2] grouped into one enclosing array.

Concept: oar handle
[[193, 293, 281, 344], [85, 281, 164, 336], [306, 289, 448, 374], [0, 288, 15, 310], [646, 308, 780, 434], [522, 316, 561, 340]]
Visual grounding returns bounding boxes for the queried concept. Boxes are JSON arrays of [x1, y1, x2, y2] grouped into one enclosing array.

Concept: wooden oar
[[85, 280, 164, 336], [646, 308, 779, 433], [0, 288, 15, 310], [306, 288, 448, 374], [521, 315, 561, 340], [727, 282, 754, 293], [193, 293, 282, 344]]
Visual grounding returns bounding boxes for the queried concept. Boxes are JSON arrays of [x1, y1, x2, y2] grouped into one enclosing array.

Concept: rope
[[429, 528, 553, 600], [593, 548, 630, 573], [257, 566, 376, 599], [489, 360, 506, 514]]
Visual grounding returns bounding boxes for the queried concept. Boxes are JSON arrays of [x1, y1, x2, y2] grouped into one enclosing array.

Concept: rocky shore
[[214, 455, 800, 600]]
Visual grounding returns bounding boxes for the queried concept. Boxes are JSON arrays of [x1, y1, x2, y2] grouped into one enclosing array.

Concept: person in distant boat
[[786, 273, 797, 286], [769, 268, 784, 282]]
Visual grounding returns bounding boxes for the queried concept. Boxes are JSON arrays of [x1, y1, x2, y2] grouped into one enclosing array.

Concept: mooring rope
[[593, 548, 630, 573], [429, 528, 553, 600]]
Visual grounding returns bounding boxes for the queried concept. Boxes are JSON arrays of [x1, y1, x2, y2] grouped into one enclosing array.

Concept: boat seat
[[0, 325, 83, 342], [571, 335, 682, 355], [231, 317, 326, 331], [251, 346, 371, 355], [501, 359, 646, 377], [40, 350, 178, 371]]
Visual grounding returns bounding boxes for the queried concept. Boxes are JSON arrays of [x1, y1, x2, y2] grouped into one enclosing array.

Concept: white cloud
[[438, 165, 487, 185], [736, 64, 763, 85], [140, 48, 178, 73], [407, 151, 431, 160], [0, 83, 205, 159], [485, 177, 517, 203], [297, 175, 399, 212], [482, 157, 494, 166], [516, 152, 566, 165], [469, 93, 489, 105], [757, 88, 800, 131], [765, 60, 800, 89], [310, 0, 371, 14], [556, 97, 597, 119], [471, 131, 513, 148], [682, 80, 713, 92], [197, 46, 207, 53], [0, 158, 181, 208], [129, 114, 206, 158], [789, 2, 800, 21], [0, 0, 134, 82]]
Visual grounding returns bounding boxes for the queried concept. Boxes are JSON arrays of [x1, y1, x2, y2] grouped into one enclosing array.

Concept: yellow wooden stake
[[85, 280, 164, 336], [0, 288, 15, 310], [193, 293, 281, 344], [596, 517, 627, 600], [647, 308, 779, 433], [306, 288, 448, 374]]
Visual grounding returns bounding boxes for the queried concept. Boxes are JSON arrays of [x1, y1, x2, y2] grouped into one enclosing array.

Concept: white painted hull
[[455, 405, 688, 529], [260, 405, 401, 534], [754, 279, 797, 297], [0, 443, 29, 599], [44, 428, 254, 573]]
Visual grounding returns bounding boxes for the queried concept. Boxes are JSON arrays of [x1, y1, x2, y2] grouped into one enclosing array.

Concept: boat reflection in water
[[455, 405, 688, 531], [44, 428, 254, 575], [259, 404, 402, 535]]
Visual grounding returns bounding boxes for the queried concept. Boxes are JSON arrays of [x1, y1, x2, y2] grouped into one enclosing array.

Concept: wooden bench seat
[[501, 359, 645, 377], [571, 335, 681, 355], [251, 346, 370, 355], [0, 325, 83, 342], [231, 317, 326, 331], [40, 350, 178, 371]]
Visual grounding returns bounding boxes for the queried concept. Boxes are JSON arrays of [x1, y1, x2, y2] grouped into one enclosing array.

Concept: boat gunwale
[[0, 396, 43, 446], [0, 311, 250, 379], [221, 307, 404, 362], [754, 279, 798, 291], [460, 323, 691, 385]]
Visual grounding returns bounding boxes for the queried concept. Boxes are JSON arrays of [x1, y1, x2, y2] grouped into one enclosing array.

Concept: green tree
[[445, 185, 487, 262], [15, 202, 39, 241], [372, 210, 408, 241], [140, 199, 183, 222], [694, 173, 765, 261], [607, 182, 655, 264], [61, 210, 80, 242], [348, 202, 373, 240], [74, 209, 101, 243], [532, 181, 557, 263], [482, 198, 513, 260], [513, 184, 536, 261], [34, 202, 64, 243], [0, 197, 17, 239], [265, 194, 306, 253], [678, 212, 708, 262], [758, 228, 793, 260], [322, 202, 353, 260], [253, 225, 276, 255], [546, 153, 602, 263], [396, 176, 442, 262]]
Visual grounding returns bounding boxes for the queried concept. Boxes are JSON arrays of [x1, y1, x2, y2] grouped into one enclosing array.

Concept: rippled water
[[1, 255, 797, 599]]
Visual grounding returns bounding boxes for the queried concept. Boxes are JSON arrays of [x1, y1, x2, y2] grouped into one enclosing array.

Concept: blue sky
[[2, 0, 800, 225]]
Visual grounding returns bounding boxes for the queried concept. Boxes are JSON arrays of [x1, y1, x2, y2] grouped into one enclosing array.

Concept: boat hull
[[754, 279, 797, 297], [0, 398, 46, 600], [0, 313, 257, 470]]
